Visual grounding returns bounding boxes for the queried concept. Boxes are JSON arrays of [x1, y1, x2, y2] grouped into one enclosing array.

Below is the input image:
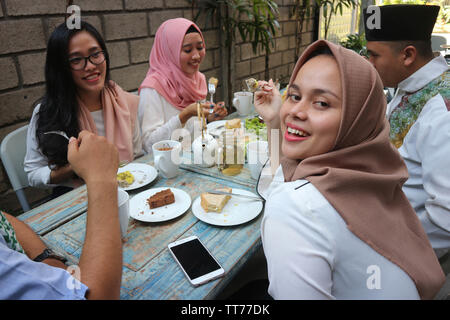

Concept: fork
[[205, 190, 264, 201], [208, 83, 215, 104], [44, 131, 70, 141]]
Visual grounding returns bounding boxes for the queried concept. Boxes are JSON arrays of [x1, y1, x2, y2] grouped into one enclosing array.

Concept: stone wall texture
[[0, 0, 316, 215]]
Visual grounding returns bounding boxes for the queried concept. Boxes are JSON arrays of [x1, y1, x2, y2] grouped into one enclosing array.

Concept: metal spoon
[[44, 131, 70, 141]]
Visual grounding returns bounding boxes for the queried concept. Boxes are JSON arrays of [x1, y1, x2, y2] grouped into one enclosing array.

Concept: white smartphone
[[168, 235, 225, 286]]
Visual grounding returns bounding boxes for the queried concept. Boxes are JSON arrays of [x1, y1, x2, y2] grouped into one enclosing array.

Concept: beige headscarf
[[77, 81, 138, 162], [280, 40, 445, 299]]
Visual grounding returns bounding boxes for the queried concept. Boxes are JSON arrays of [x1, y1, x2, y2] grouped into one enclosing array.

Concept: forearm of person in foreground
[[4, 213, 67, 270], [67, 131, 122, 300]]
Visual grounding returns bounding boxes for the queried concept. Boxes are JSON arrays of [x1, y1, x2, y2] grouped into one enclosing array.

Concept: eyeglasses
[[69, 51, 106, 70]]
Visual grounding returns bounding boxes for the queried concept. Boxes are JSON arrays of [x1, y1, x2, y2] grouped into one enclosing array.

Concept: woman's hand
[[49, 163, 76, 184], [206, 101, 228, 122], [179, 102, 211, 125], [254, 79, 282, 129], [67, 131, 119, 185]]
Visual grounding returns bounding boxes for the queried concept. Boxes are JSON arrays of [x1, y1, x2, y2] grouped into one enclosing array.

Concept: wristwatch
[[33, 248, 67, 264]]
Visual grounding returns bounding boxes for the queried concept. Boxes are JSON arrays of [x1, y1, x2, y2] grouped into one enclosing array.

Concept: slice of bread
[[200, 187, 232, 213], [225, 118, 241, 129]]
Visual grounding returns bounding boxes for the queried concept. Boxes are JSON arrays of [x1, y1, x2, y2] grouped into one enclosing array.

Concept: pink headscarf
[[139, 18, 207, 110]]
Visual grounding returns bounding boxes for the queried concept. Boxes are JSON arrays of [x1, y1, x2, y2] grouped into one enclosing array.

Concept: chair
[[0, 125, 31, 212]]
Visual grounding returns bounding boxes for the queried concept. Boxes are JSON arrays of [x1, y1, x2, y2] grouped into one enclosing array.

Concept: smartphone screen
[[170, 238, 222, 280]]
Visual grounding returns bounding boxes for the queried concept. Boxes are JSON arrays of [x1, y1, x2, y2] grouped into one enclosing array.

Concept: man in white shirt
[[364, 4, 450, 256]]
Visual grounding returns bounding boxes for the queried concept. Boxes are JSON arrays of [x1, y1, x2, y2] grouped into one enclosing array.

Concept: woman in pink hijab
[[139, 18, 227, 153]]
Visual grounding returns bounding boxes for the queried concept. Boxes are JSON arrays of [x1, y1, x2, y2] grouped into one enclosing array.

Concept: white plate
[[206, 119, 243, 136], [117, 163, 158, 191], [192, 189, 263, 226], [130, 187, 191, 223]]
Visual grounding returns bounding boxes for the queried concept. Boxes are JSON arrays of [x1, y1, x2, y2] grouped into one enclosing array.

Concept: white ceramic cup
[[152, 140, 182, 179], [117, 188, 129, 238], [232, 91, 253, 116], [246, 141, 269, 180]]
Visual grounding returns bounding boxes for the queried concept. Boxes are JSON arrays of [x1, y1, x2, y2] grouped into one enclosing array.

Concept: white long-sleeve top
[[139, 87, 203, 153], [387, 56, 450, 255], [259, 164, 420, 300], [24, 104, 143, 188]]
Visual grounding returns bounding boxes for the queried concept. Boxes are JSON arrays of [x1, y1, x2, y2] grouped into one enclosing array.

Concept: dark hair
[[388, 40, 433, 60], [306, 46, 333, 61], [36, 21, 110, 167], [186, 25, 200, 34]]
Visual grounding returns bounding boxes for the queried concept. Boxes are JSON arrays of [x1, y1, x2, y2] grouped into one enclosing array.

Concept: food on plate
[[147, 189, 175, 209], [225, 118, 241, 129], [245, 78, 259, 92], [117, 171, 134, 188], [200, 187, 232, 213], [244, 117, 266, 136], [208, 77, 218, 88]]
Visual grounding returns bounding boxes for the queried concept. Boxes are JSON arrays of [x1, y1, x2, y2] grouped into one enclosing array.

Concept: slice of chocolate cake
[[147, 189, 175, 209]]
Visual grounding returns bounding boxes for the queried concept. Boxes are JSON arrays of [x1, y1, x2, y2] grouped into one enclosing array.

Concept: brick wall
[[233, 2, 316, 93], [0, 0, 316, 215]]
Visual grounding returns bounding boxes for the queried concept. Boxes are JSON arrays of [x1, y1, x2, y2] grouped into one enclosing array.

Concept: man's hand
[[67, 131, 119, 185]]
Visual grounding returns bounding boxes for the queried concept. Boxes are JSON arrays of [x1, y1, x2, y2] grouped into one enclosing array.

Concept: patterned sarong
[[0, 211, 25, 253], [389, 70, 450, 148]]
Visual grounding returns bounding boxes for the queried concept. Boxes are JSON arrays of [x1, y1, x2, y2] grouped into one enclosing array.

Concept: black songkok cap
[[364, 5, 440, 41]]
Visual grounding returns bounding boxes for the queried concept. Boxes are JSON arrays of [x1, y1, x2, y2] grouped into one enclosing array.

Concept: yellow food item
[[117, 171, 134, 187], [245, 78, 259, 92], [225, 118, 241, 129], [208, 77, 219, 87], [200, 187, 232, 213]]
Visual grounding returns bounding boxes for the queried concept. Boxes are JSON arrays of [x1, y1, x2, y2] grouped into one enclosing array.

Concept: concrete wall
[[0, 0, 316, 215]]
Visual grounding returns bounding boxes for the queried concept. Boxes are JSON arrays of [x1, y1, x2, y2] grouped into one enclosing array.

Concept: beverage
[[152, 140, 181, 179], [217, 130, 245, 176], [221, 164, 244, 176]]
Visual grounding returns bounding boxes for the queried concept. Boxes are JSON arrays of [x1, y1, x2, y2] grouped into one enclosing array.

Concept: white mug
[[232, 91, 253, 116], [117, 188, 129, 238], [246, 141, 269, 180], [152, 140, 181, 179]]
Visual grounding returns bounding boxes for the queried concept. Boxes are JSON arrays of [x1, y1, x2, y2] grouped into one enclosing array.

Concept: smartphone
[[168, 235, 225, 286]]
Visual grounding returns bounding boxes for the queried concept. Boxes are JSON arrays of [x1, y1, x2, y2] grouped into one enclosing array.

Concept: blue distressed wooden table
[[18, 149, 264, 300]]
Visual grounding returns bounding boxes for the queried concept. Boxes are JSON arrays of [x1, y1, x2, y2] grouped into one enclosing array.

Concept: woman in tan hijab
[[255, 40, 444, 299]]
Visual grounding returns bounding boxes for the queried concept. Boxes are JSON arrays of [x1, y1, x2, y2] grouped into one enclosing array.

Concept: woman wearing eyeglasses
[[24, 21, 142, 192]]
